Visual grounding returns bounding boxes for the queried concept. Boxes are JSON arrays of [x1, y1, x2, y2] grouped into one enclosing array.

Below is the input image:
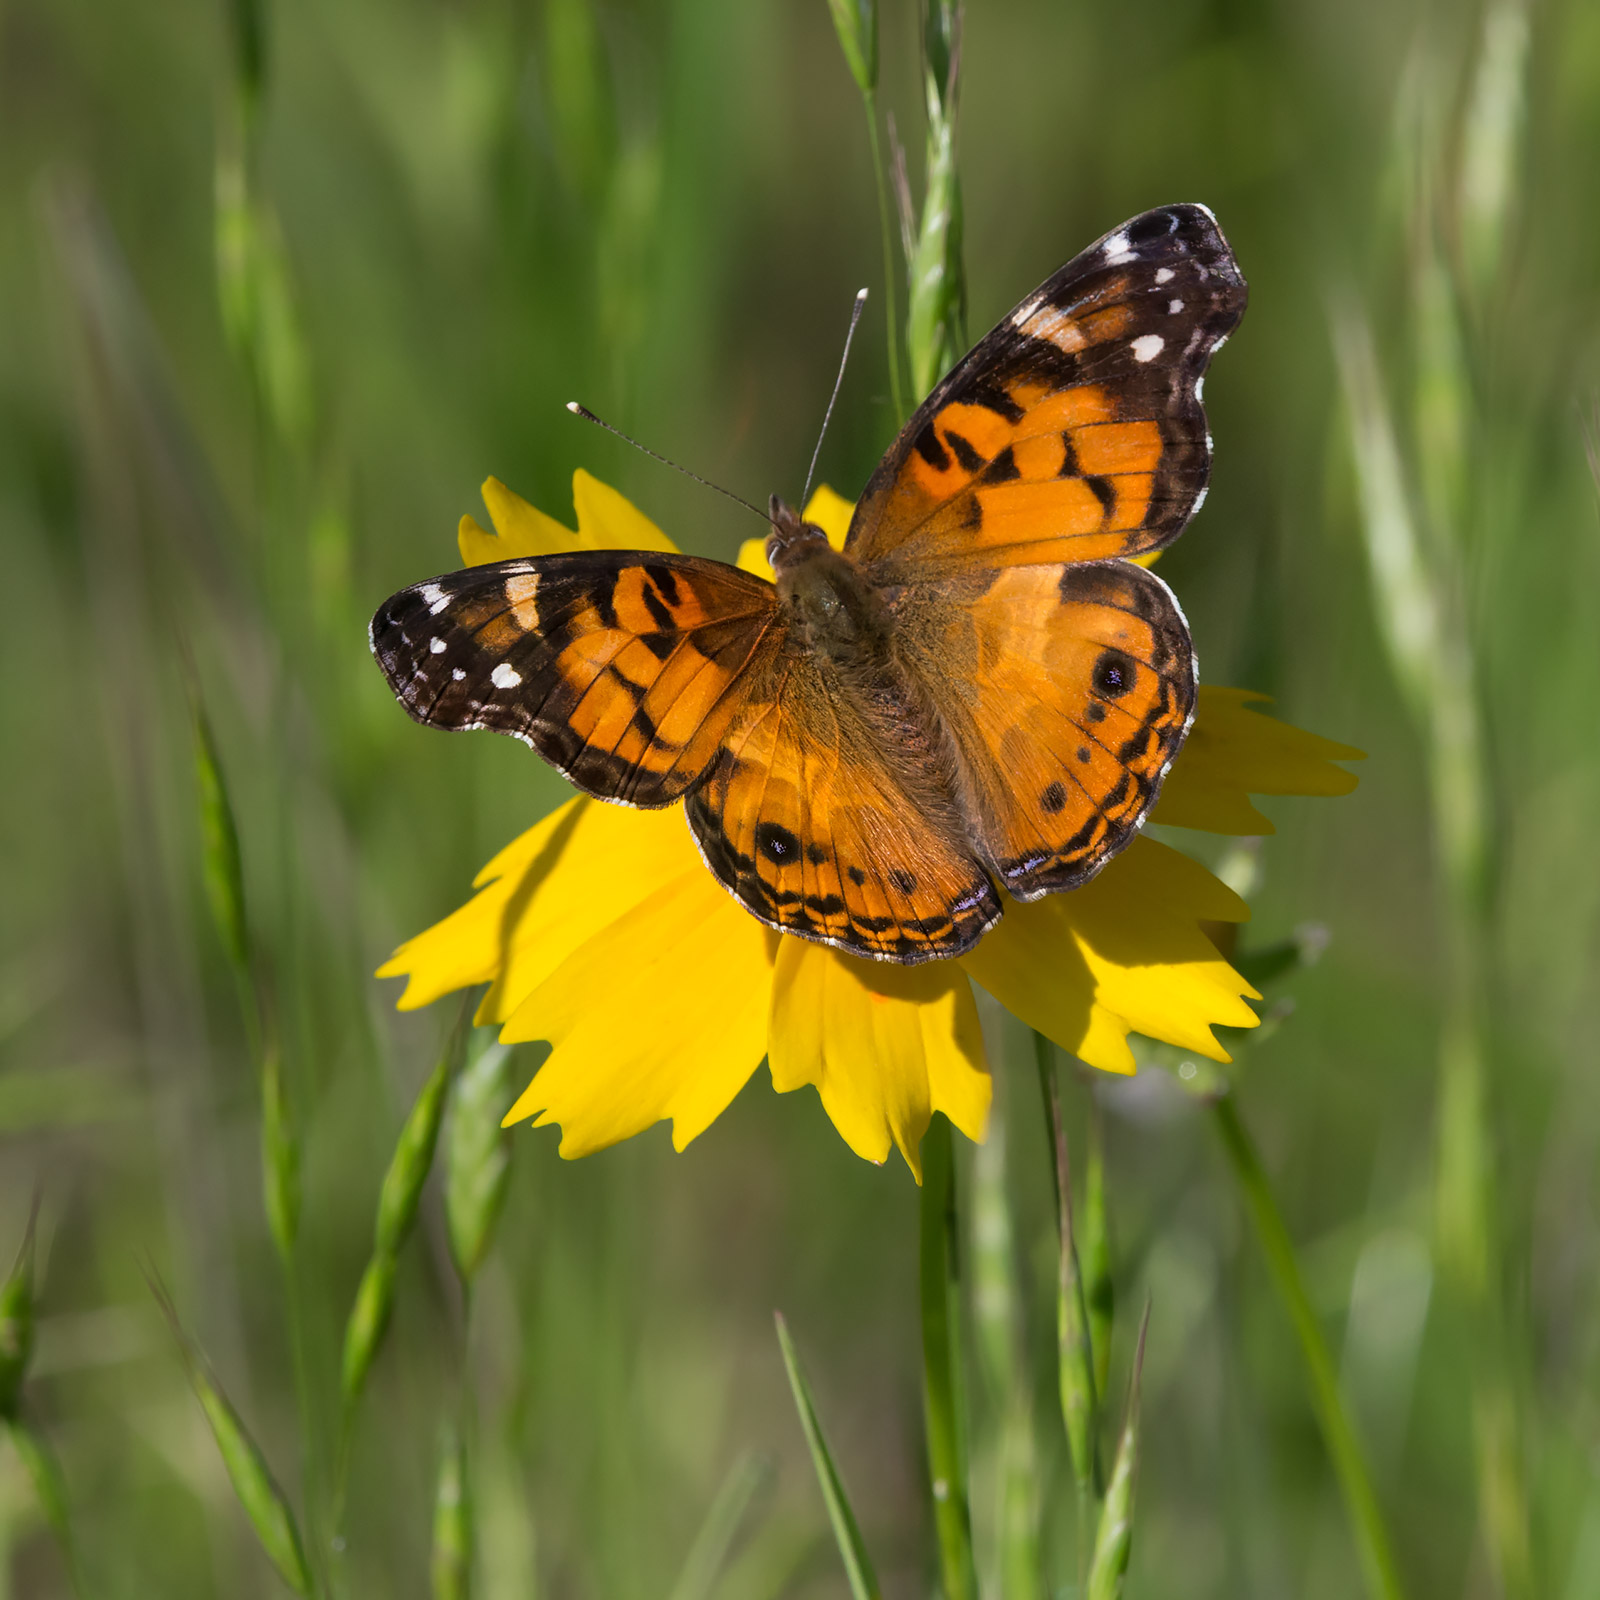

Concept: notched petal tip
[[1155, 685, 1365, 835]]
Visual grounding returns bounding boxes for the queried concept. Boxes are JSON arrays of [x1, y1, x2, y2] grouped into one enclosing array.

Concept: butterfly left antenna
[[565, 403, 770, 524], [801, 287, 869, 510]]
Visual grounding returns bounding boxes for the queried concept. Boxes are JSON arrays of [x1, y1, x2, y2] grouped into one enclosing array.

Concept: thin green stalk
[[919, 1116, 977, 1600], [775, 1313, 881, 1600], [1034, 1035, 1100, 1497], [1211, 1094, 1407, 1600], [7, 1417, 87, 1597], [666, 1451, 771, 1600], [1086, 1302, 1150, 1600], [863, 93, 907, 425], [969, 1107, 1041, 1600]]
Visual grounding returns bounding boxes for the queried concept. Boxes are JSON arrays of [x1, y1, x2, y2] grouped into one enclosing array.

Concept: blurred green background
[[2, 0, 1598, 1595]]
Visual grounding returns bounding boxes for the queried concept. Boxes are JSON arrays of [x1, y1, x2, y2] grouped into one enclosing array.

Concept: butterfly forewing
[[370, 553, 782, 806], [847, 203, 1246, 575]]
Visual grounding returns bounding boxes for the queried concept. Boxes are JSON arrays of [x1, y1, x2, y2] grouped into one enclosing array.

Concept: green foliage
[[1086, 1306, 1148, 1600], [825, 0, 879, 97], [1038, 1041, 1100, 1498], [341, 1037, 455, 1414], [444, 1035, 516, 1287], [151, 1278, 314, 1596], [1, 0, 1596, 1594], [775, 1313, 881, 1600], [906, 0, 965, 399], [919, 1115, 978, 1600], [0, 1205, 37, 1421], [430, 1422, 472, 1600], [189, 699, 250, 977], [260, 1040, 301, 1262]]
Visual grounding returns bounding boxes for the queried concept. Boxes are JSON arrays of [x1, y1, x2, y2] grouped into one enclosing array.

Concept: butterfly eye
[[1092, 650, 1135, 699]]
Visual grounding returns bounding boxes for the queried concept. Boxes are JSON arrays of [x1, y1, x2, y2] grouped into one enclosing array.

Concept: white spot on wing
[[1130, 334, 1165, 363], [490, 663, 522, 689], [1168, 299, 1184, 315], [1102, 231, 1134, 264], [1021, 304, 1085, 351], [421, 582, 450, 616], [452, 668, 465, 681], [1192, 486, 1209, 516], [1195, 375, 1206, 402], [1010, 293, 1045, 327], [429, 636, 447, 654], [1155, 267, 1175, 284]]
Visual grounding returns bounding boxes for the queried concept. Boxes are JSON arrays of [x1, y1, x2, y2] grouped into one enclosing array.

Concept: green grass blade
[[906, 0, 965, 400], [666, 1450, 771, 1600], [8, 1417, 88, 1597], [189, 698, 250, 977], [148, 1274, 313, 1596], [1035, 1036, 1099, 1497], [260, 1039, 300, 1263], [919, 1116, 978, 1600], [431, 1422, 472, 1600], [1086, 1302, 1150, 1600], [342, 1031, 457, 1413], [444, 1036, 516, 1287], [774, 1313, 881, 1600], [1211, 1094, 1407, 1600], [1081, 1109, 1114, 1405], [825, 0, 878, 96], [970, 1118, 1041, 1600], [0, 1196, 40, 1419]]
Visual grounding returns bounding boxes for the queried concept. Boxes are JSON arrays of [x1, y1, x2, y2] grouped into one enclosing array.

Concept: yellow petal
[[1154, 687, 1363, 834], [376, 798, 706, 1026], [458, 476, 583, 566], [735, 536, 774, 580], [962, 837, 1260, 1075], [736, 482, 854, 578], [500, 872, 773, 1156], [768, 940, 989, 1181], [571, 468, 679, 552]]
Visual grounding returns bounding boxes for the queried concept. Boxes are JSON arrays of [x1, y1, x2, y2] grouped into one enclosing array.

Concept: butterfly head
[[764, 494, 830, 576]]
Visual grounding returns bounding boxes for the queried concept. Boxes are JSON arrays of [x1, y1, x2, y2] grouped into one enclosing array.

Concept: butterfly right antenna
[[800, 287, 869, 511]]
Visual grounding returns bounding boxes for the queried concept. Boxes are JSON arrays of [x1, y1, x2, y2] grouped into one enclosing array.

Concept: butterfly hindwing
[[890, 559, 1196, 898], [370, 553, 782, 806], [684, 651, 1001, 962], [847, 203, 1246, 575]]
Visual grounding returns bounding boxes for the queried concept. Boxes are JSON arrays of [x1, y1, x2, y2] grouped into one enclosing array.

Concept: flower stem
[[919, 1116, 977, 1600], [1210, 1094, 1407, 1600], [862, 90, 907, 426]]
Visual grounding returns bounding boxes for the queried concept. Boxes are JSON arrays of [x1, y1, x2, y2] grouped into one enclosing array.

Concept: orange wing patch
[[893, 560, 1195, 898], [686, 653, 1000, 962], [370, 553, 782, 806], [847, 204, 1246, 577]]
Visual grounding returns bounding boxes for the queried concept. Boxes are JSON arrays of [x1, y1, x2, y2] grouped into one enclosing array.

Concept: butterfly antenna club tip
[[565, 399, 768, 524]]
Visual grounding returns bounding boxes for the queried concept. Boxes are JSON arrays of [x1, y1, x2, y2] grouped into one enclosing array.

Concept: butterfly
[[371, 204, 1247, 963]]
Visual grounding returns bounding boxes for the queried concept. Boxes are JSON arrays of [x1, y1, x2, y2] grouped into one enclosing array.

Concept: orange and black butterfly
[[371, 204, 1247, 963]]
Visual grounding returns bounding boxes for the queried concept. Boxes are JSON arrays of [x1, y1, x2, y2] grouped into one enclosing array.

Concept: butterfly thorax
[[765, 495, 969, 838], [767, 496, 891, 672]]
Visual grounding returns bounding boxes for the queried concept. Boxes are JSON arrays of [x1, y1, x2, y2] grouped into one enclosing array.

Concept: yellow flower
[[378, 475, 1361, 1177]]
